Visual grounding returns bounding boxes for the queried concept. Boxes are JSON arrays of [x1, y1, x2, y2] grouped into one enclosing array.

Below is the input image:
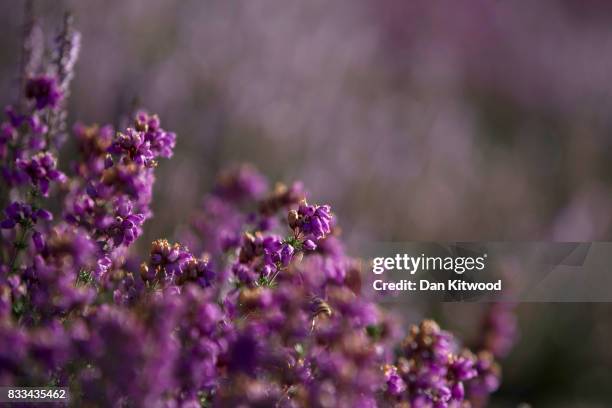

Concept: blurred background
[[1, 0, 612, 406]]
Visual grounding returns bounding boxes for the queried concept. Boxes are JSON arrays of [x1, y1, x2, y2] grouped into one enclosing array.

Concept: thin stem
[[9, 188, 41, 273], [10, 224, 31, 273], [267, 267, 283, 287]]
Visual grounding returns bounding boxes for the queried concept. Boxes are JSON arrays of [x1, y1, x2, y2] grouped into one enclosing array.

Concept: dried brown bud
[[140, 262, 150, 281], [239, 232, 257, 263], [287, 209, 299, 229]]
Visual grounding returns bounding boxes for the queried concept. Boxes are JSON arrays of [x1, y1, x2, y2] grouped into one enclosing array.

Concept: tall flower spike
[[48, 11, 81, 144], [19, 0, 43, 109], [54, 12, 81, 94]]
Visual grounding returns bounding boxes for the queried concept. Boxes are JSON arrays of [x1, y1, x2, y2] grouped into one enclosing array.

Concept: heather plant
[[0, 10, 517, 408]]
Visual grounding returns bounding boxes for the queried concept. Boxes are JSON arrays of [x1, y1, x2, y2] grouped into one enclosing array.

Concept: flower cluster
[[138, 239, 214, 289], [0, 11, 517, 408], [381, 320, 480, 407], [107, 112, 175, 168], [1, 201, 52, 230], [289, 201, 333, 241], [24, 75, 63, 110], [63, 112, 176, 280], [16, 151, 66, 196]]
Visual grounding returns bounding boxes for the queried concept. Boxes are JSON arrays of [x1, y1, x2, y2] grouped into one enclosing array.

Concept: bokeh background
[[1, 1, 612, 406]]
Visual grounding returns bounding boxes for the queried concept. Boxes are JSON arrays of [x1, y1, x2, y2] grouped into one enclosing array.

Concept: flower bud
[[140, 262, 152, 281], [302, 239, 316, 251], [287, 209, 299, 229]]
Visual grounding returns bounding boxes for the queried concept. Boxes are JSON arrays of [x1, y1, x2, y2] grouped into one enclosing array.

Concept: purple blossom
[[16, 151, 66, 196], [109, 127, 155, 167], [109, 112, 176, 168], [178, 256, 216, 287], [388, 319, 488, 407], [384, 364, 406, 396], [279, 243, 294, 266], [140, 239, 192, 283], [107, 198, 145, 248], [467, 351, 502, 396], [25, 75, 63, 110], [1, 201, 52, 229], [289, 200, 333, 241], [135, 111, 176, 159], [303, 239, 317, 251], [299, 202, 332, 239]]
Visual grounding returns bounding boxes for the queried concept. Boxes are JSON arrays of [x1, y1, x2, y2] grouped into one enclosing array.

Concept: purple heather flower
[[261, 264, 273, 278], [303, 239, 317, 251], [32, 230, 45, 251], [1, 201, 52, 229], [232, 263, 257, 284], [150, 130, 176, 159], [73, 123, 114, 175], [108, 197, 145, 248], [109, 112, 176, 168], [94, 256, 112, 280], [63, 114, 176, 277], [262, 234, 283, 253], [141, 239, 192, 283], [390, 319, 488, 406], [450, 354, 478, 382], [294, 200, 333, 240], [109, 127, 155, 167], [25, 75, 63, 110], [384, 365, 406, 396], [16, 151, 66, 196], [451, 381, 465, 400], [178, 257, 216, 287], [26, 114, 48, 135], [279, 243, 295, 266], [1, 109, 48, 157], [468, 351, 501, 395], [236, 233, 298, 277]]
